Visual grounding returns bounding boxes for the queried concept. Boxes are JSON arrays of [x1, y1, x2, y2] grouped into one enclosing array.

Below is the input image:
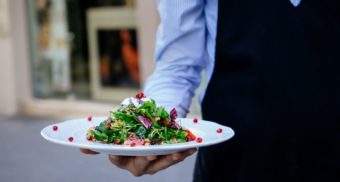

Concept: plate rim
[[41, 117, 235, 153]]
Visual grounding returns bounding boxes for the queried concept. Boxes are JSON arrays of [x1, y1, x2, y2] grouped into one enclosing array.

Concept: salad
[[87, 93, 196, 146]]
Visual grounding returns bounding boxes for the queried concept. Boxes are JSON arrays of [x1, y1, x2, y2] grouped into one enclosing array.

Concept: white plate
[[41, 117, 234, 156]]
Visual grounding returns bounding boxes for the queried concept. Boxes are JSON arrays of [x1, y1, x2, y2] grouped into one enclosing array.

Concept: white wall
[[9, 0, 31, 103], [136, 0, 159, 84], [0, 0, 17, 115], [0, 0, 30, 116]]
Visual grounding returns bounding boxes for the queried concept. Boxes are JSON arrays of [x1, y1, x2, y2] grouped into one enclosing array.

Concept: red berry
[[87, 135, 93, 141], [68, 137, 74, 142], [196, 137, 203, 143], [87, 116, 92, 122], [52, 126, 58, 131], [193, 118, 198, 123], [130, 142, 136, 147], [217, 128, 223, 133], [135, 93, 145, 99]]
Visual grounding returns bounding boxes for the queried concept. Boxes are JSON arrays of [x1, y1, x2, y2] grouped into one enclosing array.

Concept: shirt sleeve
[[144, 0, 206, 117]]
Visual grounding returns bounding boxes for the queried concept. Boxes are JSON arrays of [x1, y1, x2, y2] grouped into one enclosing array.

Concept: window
[[28, 0, 140, 102]]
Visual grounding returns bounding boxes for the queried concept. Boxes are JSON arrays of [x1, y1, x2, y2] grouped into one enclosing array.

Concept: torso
[[195, 1, 340, 181]]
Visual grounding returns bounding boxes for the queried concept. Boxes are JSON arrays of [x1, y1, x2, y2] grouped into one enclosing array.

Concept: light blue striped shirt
[[144, 0, 303, 117], [144, 0, 218, 117]]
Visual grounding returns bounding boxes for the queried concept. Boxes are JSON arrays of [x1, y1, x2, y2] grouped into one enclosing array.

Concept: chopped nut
[[160, 119, 171, 126], [114, 139, 121, 144], [144, 138, 150, 145]]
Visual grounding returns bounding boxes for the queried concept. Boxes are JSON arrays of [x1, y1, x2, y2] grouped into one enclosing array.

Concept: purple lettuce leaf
[[138, 115, 152, 129], [170, 108, 177, 121], [171, 121, 181, 130]]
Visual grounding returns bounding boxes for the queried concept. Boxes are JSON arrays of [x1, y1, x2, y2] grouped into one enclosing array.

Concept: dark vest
[[195, 1, 340, 182]]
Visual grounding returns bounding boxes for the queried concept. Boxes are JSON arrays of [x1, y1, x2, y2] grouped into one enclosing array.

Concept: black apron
[[194, 0, 340, 181]]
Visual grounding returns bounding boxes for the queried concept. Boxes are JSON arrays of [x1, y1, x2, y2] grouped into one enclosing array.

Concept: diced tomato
[[87, 135, 93, 141], [186, 129, 196, 141]]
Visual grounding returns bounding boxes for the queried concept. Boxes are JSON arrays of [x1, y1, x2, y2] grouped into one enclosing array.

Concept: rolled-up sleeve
[[144, 0, 206, 117]]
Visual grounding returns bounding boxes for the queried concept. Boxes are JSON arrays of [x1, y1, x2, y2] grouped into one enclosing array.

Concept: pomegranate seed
[[87, 116, 92, 122], [130, 142, 136, 147], [196, 137, 202, 143], [68, 137, 74, 142], [135, 92, 145, 99], [217, 128, 223, 133], [193, 118, 198, 123], [52, 126, 58, 131], [87, 135, 93, 141]]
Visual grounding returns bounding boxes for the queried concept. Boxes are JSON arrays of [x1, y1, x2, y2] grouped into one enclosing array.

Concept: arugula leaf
[[96, 121, 106, 132], [135, 125, 147, 138], [114, 112, 137, 126], [175, 130, 187, 139], [102, 129, 114, 135], [89, 129, 108, 141], [138, 100, 156, 115], [155, 107, 169, 119]]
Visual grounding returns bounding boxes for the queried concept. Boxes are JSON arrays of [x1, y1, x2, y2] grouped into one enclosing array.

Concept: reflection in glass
[[29, 0, 137, 100], [98, 29, 139, 88]]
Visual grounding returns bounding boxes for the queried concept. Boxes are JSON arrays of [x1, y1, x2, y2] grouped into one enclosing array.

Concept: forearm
[[144, 0, 206, 117]]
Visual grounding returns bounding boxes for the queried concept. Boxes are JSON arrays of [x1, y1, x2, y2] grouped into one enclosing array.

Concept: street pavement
[[0, 115, 196, 182]]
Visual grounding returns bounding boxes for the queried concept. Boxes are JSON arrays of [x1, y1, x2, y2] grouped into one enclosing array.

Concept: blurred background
[[0, 0, 202, 181]]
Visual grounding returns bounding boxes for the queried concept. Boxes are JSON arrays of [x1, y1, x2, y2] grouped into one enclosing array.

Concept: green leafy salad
[[87, 93, 196, 146]]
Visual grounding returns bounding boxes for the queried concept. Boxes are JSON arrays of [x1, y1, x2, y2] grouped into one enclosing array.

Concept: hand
[[80, 148, 197, 176]]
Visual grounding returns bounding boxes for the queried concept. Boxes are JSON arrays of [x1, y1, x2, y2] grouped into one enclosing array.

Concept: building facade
[[0, 0, 159, 117]]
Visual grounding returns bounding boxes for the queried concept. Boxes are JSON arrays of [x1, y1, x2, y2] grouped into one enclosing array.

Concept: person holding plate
[[82, 0, 340, 181]]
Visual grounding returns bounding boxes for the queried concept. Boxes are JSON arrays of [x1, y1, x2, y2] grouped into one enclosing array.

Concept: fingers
[[145, 148, 197, 175], [108, 155, 131, 169], [108, 155, 159, 176], [146, 155, 158, 161], [107, 148, 197, 177], [131, 156, 158, 176], [80, 148, 99, 155]]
